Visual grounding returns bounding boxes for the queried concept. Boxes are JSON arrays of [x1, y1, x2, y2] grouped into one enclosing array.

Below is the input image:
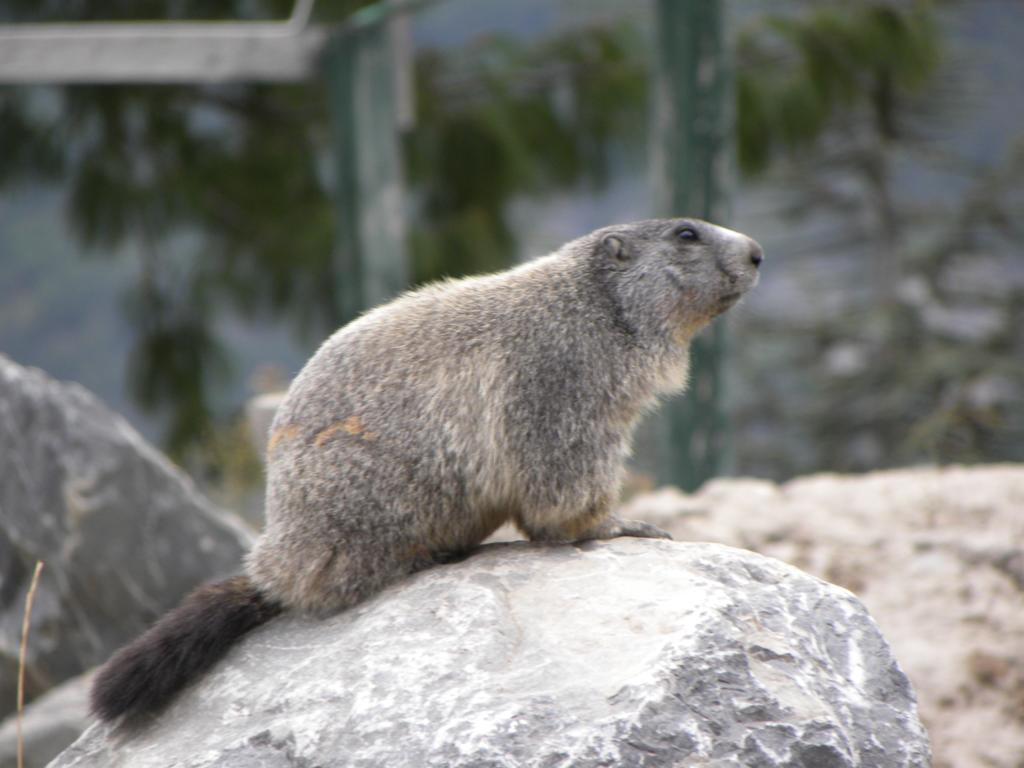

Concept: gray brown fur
[[250, 217, 761, 614], [90, 575, 281, 724], [92, 217, 762, 723]]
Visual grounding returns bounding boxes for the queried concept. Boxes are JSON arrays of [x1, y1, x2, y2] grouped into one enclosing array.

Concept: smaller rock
[[0, 671, 92, 768], [0, 355, 253, 719]]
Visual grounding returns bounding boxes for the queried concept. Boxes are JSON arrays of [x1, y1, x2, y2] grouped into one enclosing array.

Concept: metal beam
[[325, 12, 410, 325], [0, 0, 441, 85], [636, 0, 731, 492], [0, 21, 329, 83]]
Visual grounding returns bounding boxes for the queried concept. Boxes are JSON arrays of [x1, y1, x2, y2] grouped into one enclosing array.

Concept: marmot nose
[[748, 241, 765, 268]]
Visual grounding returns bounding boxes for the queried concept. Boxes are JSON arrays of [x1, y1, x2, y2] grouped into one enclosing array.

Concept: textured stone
[[0, 355, 253, 719], [52, 540, 929, 768], [620, 465, 1024, 768]]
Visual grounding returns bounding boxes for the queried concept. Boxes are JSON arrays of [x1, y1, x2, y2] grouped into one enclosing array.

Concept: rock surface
[[52, 539, 929, 768], [621, 465, 1024, 768], [0, 671, 92, 768], [0, 355, 253, 719]]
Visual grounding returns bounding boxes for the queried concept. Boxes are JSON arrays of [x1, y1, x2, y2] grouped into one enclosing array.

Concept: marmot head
[[590, 217, 763, 342]]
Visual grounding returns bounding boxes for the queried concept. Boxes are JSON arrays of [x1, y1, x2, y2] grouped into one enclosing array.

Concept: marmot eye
[[676, 227, 699, 241]]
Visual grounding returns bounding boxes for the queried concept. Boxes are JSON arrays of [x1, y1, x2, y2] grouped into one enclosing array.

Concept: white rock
[[51, 540, 929, 768]]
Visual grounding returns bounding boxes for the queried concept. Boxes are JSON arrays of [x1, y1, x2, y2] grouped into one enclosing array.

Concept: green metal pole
[[324, 11, 410, 326], [648, 0, 731, 491]]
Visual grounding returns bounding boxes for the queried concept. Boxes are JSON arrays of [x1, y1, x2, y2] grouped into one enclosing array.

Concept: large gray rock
[[0, 355, 253, 719], [52, 539, 930, 768]]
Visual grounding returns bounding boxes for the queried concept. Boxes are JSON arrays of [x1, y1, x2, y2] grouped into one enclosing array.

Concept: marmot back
[[92, 217, 764, 725]]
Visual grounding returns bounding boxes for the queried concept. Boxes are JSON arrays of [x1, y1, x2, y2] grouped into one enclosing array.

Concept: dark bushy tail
[[90, 575, 282, 724]]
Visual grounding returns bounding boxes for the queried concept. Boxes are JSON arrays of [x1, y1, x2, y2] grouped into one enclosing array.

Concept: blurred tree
[[0, 0, 371, 455], [5, 0, 1018, 477], [800, 141, 1024, 470], [731, 0, 1024, 473], [735, 1, 941, 302], [0, 4, 649, 458], [736, 3, 940, 177], [404, 27, 647, 282]]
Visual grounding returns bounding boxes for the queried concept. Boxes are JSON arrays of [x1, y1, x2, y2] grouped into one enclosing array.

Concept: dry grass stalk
[[17, 560, 44, 768]]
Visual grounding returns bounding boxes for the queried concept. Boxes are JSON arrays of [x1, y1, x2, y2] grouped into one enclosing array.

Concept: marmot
[[91, 217, 763, 724]]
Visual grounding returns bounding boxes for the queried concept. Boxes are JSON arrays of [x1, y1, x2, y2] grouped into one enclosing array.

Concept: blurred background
[[1, 0, 1022, 516], [2, 4, 1024, 766]]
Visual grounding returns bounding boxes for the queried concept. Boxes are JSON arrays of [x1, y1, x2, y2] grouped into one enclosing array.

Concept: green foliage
[[0, 5, 649, 457], [22, 80, 344, 457], [0, 0, 377, 457], [190, 416, 266, 522], [0, 91, 63, 184], [3, 0, 1019, 479], [731, 2, 1024, 475], [405, 26, 647, 282], [736, 2, 940, 175]]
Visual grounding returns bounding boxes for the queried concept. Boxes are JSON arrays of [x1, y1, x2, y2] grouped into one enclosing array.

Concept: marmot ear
[[600, 234, 629, 263]]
